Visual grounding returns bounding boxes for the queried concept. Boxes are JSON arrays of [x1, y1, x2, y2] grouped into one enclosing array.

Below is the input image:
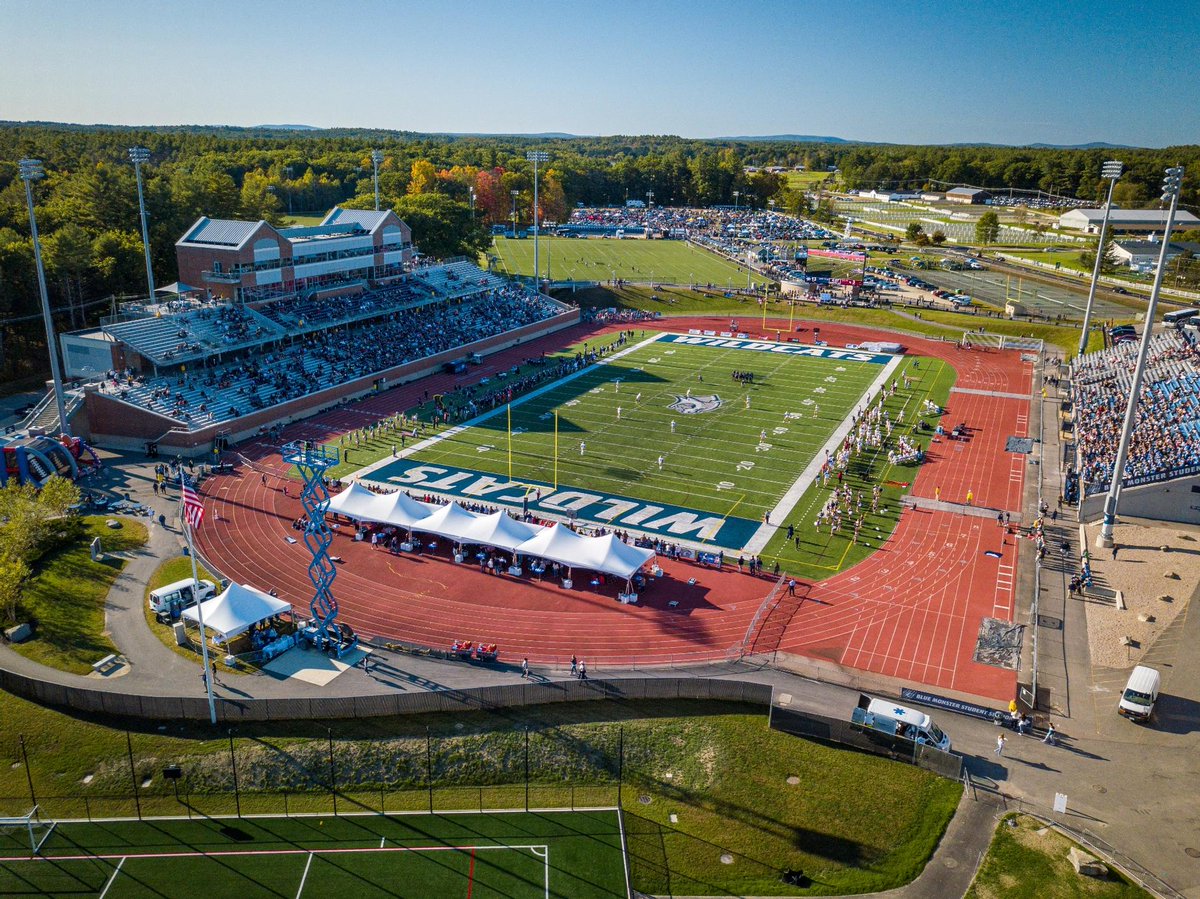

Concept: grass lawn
[[965, 815, 1151, 899], [280, 212, 328, 227], [9, 516, 148, 674], [786, 171, 838, 190], [0, 692, 960, 896], [488, 235, 770, 288]]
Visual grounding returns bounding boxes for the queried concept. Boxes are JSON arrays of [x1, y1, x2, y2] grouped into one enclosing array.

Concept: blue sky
[[3, 0, 1197, 146]]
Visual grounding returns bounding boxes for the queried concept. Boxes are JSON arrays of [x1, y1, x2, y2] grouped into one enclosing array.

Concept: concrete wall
[[86, 309, 581, 456], [1079, 473, 1200, 526]]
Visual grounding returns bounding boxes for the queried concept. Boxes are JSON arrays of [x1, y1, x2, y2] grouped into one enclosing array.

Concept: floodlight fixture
[[1078, 159, 1125, 355], [128, 147, 156, 299], [526, 152, 550, 284], [370, 149, 385, 211]]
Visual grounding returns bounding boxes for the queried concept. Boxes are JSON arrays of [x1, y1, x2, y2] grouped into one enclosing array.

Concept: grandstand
[[81, 262, 575, 452], [1071, 328, 1200, 524]]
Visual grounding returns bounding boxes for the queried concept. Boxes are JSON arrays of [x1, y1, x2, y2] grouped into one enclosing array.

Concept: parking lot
[[910, 266, 1132, 319]]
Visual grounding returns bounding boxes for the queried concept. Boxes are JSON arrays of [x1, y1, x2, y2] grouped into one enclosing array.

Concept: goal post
[[0, 805, 56, 855]]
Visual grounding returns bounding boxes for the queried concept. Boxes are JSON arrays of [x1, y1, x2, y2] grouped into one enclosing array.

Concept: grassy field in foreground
[[489, 234, 770, 287], [0, 811, 628, 899], [0, 691, 961, 897], [966, 815, 1150, 899], [10, 516, 148, 674]]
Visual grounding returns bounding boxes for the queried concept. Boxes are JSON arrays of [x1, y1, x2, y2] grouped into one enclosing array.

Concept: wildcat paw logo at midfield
[[668, 394, 723, 415]]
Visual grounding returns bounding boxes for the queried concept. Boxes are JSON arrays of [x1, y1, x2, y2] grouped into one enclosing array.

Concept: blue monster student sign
[[364, 460, 761, 550]]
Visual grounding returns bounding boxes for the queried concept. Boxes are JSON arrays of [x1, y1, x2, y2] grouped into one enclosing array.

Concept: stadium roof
[[322, 207, 394, 233], [177, 218, 265, 248], [1062, 208, 1200, 225]]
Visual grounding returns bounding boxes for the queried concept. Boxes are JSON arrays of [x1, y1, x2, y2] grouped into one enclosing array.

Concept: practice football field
[[0, 810, 629, 898], [489, 236, 769, 288], [359, 332, 954, 577]]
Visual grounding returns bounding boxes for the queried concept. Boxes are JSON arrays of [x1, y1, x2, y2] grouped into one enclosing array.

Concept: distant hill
[[254, 124, 321, 131], [1027, 141, 1133, 150], [717, 134, 854, 143]]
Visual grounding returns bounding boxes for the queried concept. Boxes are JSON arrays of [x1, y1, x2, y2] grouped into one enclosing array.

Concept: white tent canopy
[[413, 501, 479, 544], [327, 482, 386, 520], [577, 533, 656, 580], [183, 582, 291, 642], [514, 522, 589, 563], [462, 510, 541, 552], [372, 489, 432, 528]]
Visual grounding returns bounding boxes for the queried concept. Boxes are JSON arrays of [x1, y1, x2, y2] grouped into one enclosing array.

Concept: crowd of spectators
[[99, 275, 563, 428], [1071, 330, 1200, 494], [565, 206, 832, 243]]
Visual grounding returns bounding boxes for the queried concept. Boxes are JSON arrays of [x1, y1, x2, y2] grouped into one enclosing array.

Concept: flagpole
[[183, 512, 218, 725]]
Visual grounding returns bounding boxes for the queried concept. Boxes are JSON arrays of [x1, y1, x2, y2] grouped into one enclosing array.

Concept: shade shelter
[[414, 501, 480, 545], [326, 482, 386, 521], [577, 533, 656, 580], [372, 489, 433, 529], [462, 510, 541, 552], [183, 582, 292, 644]]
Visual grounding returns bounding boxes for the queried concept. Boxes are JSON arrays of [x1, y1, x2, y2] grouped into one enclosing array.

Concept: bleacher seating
[[1070, 330, 1200, 494], [96, 265, 564, 430], [104, 304, 286, 365], [413, 261, 505, 297]]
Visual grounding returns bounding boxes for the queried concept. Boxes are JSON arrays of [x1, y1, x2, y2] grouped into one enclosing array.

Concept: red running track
[[195, 316, 1034, 700]]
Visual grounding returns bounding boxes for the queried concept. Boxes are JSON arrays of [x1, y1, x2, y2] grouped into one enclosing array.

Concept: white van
[[1118, 665, 1160, 723], [149, 577, 217, 619], [852, 695, 952, 751]]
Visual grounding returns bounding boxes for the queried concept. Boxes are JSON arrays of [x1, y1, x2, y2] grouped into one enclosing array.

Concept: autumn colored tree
[[408, 160, 437, 195]]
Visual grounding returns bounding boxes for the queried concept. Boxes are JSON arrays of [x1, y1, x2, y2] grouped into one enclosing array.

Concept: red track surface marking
[[195, 316, 1030, 699], [466, 846, 476, 899]]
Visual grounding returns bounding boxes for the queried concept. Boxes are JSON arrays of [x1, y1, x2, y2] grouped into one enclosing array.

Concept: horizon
[[2, 0, 1197, 147]]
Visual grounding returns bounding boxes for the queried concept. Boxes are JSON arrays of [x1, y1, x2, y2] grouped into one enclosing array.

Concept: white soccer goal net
[[0, 805, 55, 855]]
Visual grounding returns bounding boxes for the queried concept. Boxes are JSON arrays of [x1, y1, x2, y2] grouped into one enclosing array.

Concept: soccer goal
[[0, 806, 56, 855]]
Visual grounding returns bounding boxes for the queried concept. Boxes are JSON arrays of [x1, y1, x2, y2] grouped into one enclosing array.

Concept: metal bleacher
[[103, 304, 286, 367]]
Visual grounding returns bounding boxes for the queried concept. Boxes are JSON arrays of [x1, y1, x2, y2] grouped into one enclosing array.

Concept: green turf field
[[0, 810, 628, 898], [356, 331, 953, 577], [488, 235, 769, 288]]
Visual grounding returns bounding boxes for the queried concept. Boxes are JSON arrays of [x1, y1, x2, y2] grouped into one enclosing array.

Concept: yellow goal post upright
[[0, 805, 55, 855]]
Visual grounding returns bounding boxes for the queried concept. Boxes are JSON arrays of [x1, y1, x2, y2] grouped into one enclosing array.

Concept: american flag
[[181, 476, 205, 529]]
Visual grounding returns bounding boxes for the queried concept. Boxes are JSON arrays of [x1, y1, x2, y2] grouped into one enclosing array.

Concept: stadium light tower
[[510, 189, 520, 237], [469, 187, 476, 223], [527, 150, 549, 285], [128, 147, 156, 300], [1096, 165, 1186, 548], [19, 159, 70, 437], [1078, 160, 1124, 357], [732, 190, 740, 211], [646, 189, 654, 210], [370, 149, 384, 211]]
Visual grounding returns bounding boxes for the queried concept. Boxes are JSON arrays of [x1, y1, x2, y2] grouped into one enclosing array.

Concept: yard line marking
[[295, 851, 314, 899], [742, 353, 903, 554], [97, 857, 125, 899]]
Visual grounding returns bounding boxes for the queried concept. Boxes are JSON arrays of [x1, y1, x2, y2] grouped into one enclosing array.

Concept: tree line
[[0, 123, 1196, 383]]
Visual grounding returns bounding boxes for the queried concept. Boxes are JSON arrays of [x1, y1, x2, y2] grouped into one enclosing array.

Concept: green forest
[[0, 123, 1197, 384]]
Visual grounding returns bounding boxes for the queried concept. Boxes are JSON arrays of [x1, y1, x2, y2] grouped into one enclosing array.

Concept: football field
[[489, 235, 769, 288], [0, 810, 629, 898], [360, 332, 923, 569]]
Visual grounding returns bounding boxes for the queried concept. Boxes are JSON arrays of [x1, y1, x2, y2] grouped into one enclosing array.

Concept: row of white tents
[[326, 482, 655, 581]]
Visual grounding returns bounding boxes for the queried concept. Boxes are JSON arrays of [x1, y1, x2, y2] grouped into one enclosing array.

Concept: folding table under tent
[[182, 582, 293, 644]]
